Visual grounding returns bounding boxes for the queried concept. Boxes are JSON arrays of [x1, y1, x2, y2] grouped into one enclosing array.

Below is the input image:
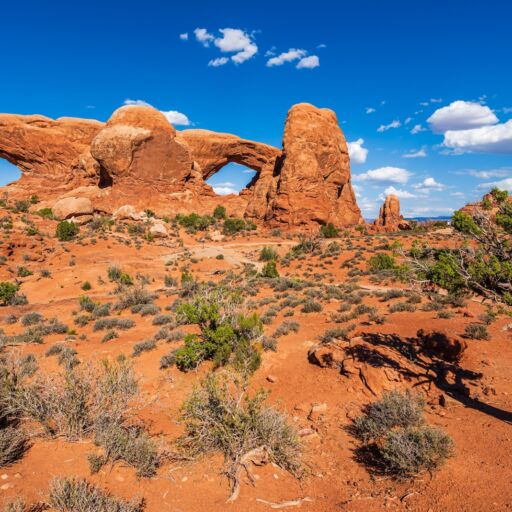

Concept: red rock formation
[[0, 113, 103, 192], [374, 194, 410, 231], [0, 103, 364, 228], [268, 103, 363, 227]]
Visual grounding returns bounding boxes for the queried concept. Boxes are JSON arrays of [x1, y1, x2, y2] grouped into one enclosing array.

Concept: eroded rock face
[[374, 194, 410, 231], [0, 103, 364, 228], [0, 114, 103, 192], [268, 103, 363, 227], [52, 197, 94, 220]]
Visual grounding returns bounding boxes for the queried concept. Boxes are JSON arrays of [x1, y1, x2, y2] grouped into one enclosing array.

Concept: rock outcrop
[[0, 103, 364, 229], [374, 194, 410, 231], [268, 104, 362, 227]]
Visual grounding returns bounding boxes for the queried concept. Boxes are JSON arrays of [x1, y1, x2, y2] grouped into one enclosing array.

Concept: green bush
[[368, 253, 396, 272], [175, 213, 213, 233], [260, 261, 279, 278], [36, 208, 54, 219], [490, 187, 508, 204], [464, 323, 490, 340], [320, 223, 339, 238], [0, 282, 18, 306], [174, 287, 262, 375], [427, 251, 466, 293], [56, 221, 79, 241], [213, 205, 227, 220], [223, 217, 246, 235], [259, 246, 278, 261]]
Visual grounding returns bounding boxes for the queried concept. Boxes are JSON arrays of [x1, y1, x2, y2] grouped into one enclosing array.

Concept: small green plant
[[81, 281, 92, 291], [0, 282, 19, 306], [320, 223, 339, 238], [368, 253, 396, 272], [36, 208, 54, 219], [223, 217, 246, 235], [260, 261, 279, 278], [259, 246, 278, 261], [56, 221, 79, 241], [213, 205, 227, 220]]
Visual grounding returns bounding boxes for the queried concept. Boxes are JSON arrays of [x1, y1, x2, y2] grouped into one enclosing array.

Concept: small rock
[[0, 483, 14, 490], [308, 403, 327, 422], [266, 375, 278, 383]]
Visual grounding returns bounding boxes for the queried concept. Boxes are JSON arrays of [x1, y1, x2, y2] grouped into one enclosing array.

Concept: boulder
[[417, 329, 467, 362], [52, 197, 93, 220], [149, 220, 168, 238], [113, 205, 142, 221]]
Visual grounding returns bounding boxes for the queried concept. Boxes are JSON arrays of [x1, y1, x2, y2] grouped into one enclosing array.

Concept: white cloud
[[477, 177, 512, 192], [450, 191, 465, 197], [266, 48, 306, 67], [377, 120, 401, 132], [411, 124, 426, 134], [354, 166, 412, 184], [194, 28, 214, 47], [208, 57, 229, 67], [430, 98, 443, 103], [179, 33, 189, 41], [404, 117, 412, 124], [296, 55, 320, 69], [124, 99, 151, 106], [413, 177, 445, 190], [347, 138, 368, 164], [212, 181, 238, 195], [427, 100, 498, 133], [123, 100, 190, 126], [366, 107, 376, 114], [403, 148, 427, 158], [317, 43, 327, 49], [403, 206, 455, 217], [382, 186, 416, 199], [214, 28, 258, 64], [442, 120, 512, 154], [467, 168, 511, 179], [161, 110, 191, 126]]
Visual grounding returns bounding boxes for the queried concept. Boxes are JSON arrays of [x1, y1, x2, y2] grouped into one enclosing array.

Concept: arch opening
[[0, 158, 22, 186], [205, 162, 257, 196]]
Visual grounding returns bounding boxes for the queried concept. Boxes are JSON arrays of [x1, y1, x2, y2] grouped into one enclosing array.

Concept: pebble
[[0, 483, 14, 490], [266, 375, 278, 383], [0, 474, 7, 480]]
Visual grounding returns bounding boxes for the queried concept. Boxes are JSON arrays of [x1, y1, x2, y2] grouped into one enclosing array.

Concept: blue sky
[[1, 0, 511, 218]]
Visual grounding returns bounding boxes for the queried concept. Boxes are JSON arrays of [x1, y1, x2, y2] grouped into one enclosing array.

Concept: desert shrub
[[36, 207, 54, 219], [178, 373, 301, 497], [107, 266, 133, 286], [213, 205, 226, 220], [379, 426, 453, 477], [0, 427, 29, 467], [260, 261, 279, 278], [152, 314, 173, 326], [21, 312, 43, 326], [175, 212, 213, 233], [93, 318, 135, 331], [56, 221, 79, 241], [319, 325, 356, 343], [353, 391, 425, 442], [351, 390, 453, 478], [223, 217, 246, 235], [389, 301, 416, 313], [115, 286, 154, 311], [464, 323, 490, 340], [368, 253, 396, 272], [135, 304, 160, 316], [101, 330, 119, 343], [81, 281, 92, 291], [428, 251, 466, 293], [259, 246, 278, 262], [320, 223, 339, 238], [49, 477, 144, 512], [160, 350, 177, 369], [301, 299, 322, 313], [261, 335, 278, 352], [92, 422, 159, 477], [174, 286, 262, 376], [132, 339, 157, 357], [274, 321, 300, 337], [0, 282, 19, 306], [17, 266, 32, 278], [164, 274, 177, 287]]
